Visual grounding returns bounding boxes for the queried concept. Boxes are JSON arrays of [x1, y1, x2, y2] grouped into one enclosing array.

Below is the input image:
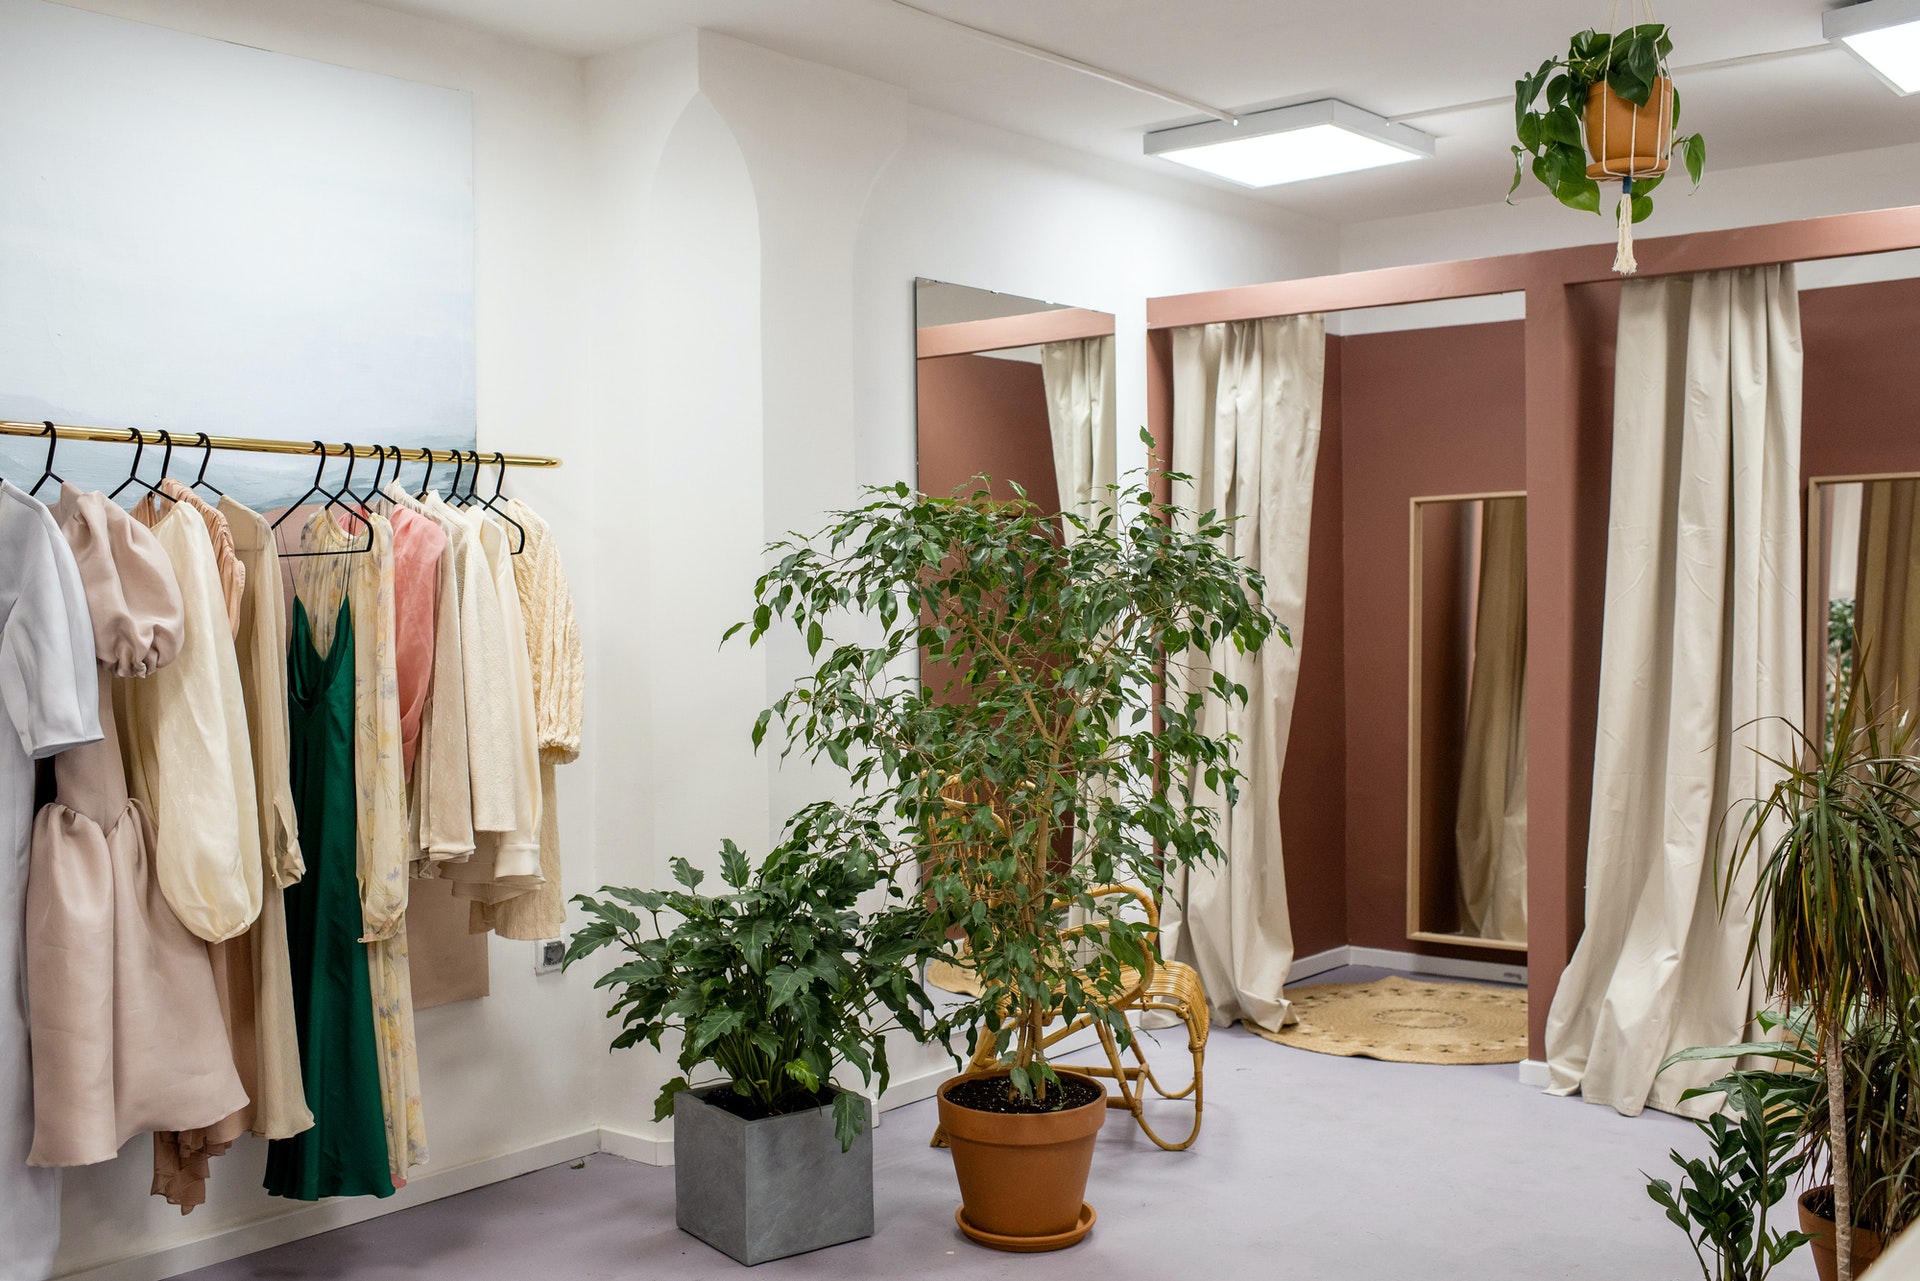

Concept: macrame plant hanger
[[1593, 0, 1674, 275]]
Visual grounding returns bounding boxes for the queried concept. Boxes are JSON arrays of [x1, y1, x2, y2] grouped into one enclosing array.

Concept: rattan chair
[[931, 884, 1210, 1152]]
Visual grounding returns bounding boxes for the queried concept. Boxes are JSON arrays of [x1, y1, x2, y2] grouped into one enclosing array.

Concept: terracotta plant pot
[[936, 1069, 1106, 1252], [1583, 77, 1672, 179], [1800, 1186, 1887, 1280]]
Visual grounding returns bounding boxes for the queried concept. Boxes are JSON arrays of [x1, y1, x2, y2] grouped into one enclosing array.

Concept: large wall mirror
[[913, 278, 1113, 508], [1407, 493, 1529, 951], [1809, 474, 1920, 744]]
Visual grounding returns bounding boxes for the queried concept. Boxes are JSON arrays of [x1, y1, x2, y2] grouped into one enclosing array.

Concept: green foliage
[[1509, 23, 1705, 218], [1647, 1035, 1818, 1281], [731, 448, 1281, 1100], [566, 821, 947, 1151]]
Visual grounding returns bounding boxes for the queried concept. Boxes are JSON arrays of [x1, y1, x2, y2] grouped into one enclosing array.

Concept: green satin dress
[[264, 598, 394, 1201]]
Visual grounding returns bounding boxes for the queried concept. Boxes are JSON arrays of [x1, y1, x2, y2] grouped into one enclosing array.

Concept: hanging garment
[[147, 480, 243, 637], [1544, 266, 1802, 1118], [1453, 496, 1529, 944], [385, 503, 446, 784], [1158, 317, 1325, 1032], [265, 598, 393, 1201], [293, 511, 425, 1186], [25, 486, 245, 1173], [1854, 478, 1920, 719], [475, 499, 582, 941], [0, 480, 101, 1281], [118, 499, 263, 943], [420, 492, 517, 836], [1039, 334, 1117, 538], [380, 482, 473, 866], [437, 503, 541, 907], [219, 496, 312, 1142]]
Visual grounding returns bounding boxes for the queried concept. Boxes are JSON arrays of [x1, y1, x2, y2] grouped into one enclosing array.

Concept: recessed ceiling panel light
[[1826, 0, 1920, 94], [1144, 99, 1434, 188]]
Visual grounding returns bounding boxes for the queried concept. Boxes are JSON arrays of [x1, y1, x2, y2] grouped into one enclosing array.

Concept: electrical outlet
[[535, 939, 566, 975]]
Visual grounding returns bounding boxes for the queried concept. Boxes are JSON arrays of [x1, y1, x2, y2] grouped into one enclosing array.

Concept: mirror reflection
[[1812, 476, 1920, 745], [1408, 493, 1529, 950]]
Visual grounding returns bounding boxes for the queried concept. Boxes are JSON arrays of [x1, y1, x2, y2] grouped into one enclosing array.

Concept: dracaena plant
[[729, 450, 1281, 1103], [1726, 669, 1920, 1279], [566, 811, 945, 1150], [1510, 24, 1706, 219]]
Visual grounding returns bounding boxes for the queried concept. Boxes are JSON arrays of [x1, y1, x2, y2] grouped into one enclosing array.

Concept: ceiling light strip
[[880, 0, 1238, 124]]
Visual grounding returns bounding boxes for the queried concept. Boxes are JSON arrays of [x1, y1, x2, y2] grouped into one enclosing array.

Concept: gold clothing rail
[[0, 418, 562, 469]]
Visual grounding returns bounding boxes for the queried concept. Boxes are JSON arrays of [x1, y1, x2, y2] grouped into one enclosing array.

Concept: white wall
[[17, 5, 1338, 1275], [33, 0, 599, 1275]]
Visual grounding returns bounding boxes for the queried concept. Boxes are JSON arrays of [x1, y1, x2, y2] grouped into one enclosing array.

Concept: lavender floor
[[178, 969, 1723, 1280]]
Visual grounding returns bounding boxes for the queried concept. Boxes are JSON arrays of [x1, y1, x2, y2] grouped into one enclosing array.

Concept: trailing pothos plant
[[566, 814, 946, 1150], [730, 447, 1280, 1105], [1510, 24, 1706, 220]]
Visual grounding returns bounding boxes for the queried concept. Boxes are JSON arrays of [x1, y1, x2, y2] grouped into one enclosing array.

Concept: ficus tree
[[730, 451, 1282, 1102]]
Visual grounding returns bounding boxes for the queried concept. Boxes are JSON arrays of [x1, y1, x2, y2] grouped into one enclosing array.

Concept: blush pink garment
[[386, 505, 445, 784], [26, 487, 247, 1168]]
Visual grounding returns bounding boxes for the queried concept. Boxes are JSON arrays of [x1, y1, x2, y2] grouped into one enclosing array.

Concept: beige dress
[[476, 499, 582, 941], [118, 500, 263, 944], [26, 487, 247, 1168]]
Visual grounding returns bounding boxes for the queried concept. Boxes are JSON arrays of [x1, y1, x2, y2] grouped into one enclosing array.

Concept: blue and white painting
[[0, 0, 475, 508]]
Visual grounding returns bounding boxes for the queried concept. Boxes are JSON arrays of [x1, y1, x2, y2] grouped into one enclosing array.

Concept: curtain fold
[[1855, 478, 1920, 720], [1159, 316, 1324, 1032], [1545, 265, 1803, 1118], [1040, 335, 1116, 539], [1454, 496, 1529, 944]]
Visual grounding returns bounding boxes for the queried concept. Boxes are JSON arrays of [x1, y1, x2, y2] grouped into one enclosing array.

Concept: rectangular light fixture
[[1144, 99, 1434, 188], [1825, 0, 1920, 94]]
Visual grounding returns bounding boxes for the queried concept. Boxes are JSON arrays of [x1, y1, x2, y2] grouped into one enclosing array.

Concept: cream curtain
[[1855, 478, 1920, 719], [1455, 496, 1528, 943], [1545, 266, 1803, 1118], [1159, 316, 1324, 1032], [1040, 335, 1116, 539]]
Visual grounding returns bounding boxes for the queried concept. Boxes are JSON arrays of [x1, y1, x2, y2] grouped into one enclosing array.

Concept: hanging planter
[[1509, 15, 1707, 275]]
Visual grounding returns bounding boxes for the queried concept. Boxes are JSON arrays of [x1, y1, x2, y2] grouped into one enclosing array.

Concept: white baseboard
[[1345, 945, 1527, 987], [1517, 1059, 1551, 1088], [595, 1124, 673, 1167], [1289, 945, 1351, 981], [59, 1130, 602, 1281]]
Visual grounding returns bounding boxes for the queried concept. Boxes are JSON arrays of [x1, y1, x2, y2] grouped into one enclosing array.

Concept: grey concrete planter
[[673, 1084, 875, 1266]]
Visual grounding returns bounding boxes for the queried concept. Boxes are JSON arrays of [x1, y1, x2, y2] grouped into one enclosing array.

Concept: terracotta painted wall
[[915, 353, 1058, 507], [1336, 321, 1529, 962], [1280, 339, 1349, 961], [1802, 278, 1920, 480]]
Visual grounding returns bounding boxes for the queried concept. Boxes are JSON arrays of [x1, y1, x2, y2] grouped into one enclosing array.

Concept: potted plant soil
[[567, 832, 943, 1266], [1511, 23, 1706, 272], [733, 453, 1280, 1250]]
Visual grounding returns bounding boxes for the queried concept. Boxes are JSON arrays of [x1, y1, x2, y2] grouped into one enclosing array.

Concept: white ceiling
[[366, 0, 1920, 223]]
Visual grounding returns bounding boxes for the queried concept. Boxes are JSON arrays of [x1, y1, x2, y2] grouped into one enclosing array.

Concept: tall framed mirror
[[1808, 473, 1920, 746], [1407, 492, 1529, 951]]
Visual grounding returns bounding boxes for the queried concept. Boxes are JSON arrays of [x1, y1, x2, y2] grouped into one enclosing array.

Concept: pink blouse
[[386, 504, 446, 782]]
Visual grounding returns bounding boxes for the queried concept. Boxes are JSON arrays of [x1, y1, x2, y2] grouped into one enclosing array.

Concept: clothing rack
[[0, 419, 562, 469]]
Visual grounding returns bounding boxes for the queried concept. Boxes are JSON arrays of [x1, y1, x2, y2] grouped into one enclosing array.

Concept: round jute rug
[[1245, 975, 1527, 1065]]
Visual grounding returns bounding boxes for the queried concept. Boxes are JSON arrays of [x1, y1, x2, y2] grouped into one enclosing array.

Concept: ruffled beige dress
[[25, 486, 247, 1168]]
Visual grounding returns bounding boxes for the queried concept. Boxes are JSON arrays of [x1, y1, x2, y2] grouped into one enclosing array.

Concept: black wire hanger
[[412, 447, 438, 501], [272, 442, 372, 556], [107, 429, 167, 504], [28, 422, 66, 500], [476, 451, 527, 554], [189, 433, 224, 500]]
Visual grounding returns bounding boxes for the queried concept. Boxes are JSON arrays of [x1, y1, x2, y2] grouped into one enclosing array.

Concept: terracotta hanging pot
[[1583, 76, 1673, 179], [1799, 1186, 1887, 1281], [936, 1069, 1106, 1252]]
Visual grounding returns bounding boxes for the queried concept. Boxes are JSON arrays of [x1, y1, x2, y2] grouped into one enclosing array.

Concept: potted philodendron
[[1511, 23, 1707, 273], [567, 825, 943, 1266], [732, 453, 1279, 1251], [1720, 672, 1920, 1281]]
